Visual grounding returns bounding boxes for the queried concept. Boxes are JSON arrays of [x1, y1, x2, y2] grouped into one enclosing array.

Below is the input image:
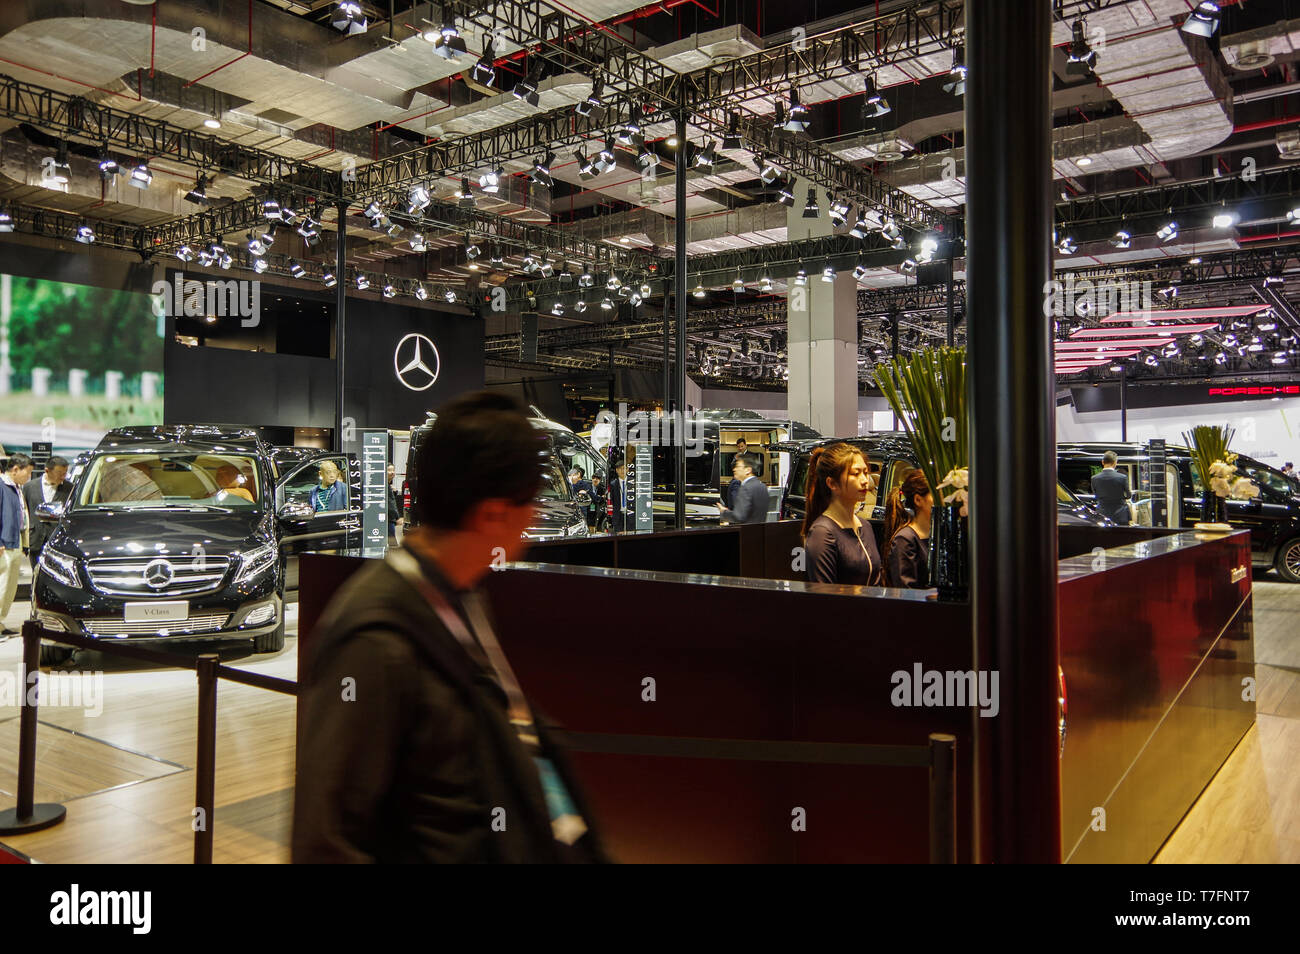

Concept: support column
[[334, 202, 347, 452], [966, 1, 1060, 863], [785, 176, 859, 437]]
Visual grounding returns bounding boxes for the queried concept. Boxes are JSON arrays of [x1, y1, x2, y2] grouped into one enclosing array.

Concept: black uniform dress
[[804, 514, 883, 586], [886, 524, 930, 588]]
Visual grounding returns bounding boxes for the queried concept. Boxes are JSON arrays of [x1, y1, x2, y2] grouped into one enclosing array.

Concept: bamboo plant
[[1182, 423, 1259, 501], [876, 346, 968, 506]]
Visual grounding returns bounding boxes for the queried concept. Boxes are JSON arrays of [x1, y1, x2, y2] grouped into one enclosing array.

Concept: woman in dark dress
[[801, 443, 883, 586], [882, 468, 933, 588]]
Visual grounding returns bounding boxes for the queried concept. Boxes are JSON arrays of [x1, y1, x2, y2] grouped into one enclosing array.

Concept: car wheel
[[1276, 537, 1300, 583], [253, 620, 286, 654], [39, 642, 73, 667]]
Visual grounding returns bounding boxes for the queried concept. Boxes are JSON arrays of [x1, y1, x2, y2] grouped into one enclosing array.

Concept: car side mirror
[[277, 500, 315, 529], [36, 501, 65, 522], [574, 490, 592, 507]]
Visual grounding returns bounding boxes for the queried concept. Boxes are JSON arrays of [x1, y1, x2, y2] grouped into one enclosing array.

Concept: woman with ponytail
[[801, 442, 882, 586], [882, 468, 933, 588]]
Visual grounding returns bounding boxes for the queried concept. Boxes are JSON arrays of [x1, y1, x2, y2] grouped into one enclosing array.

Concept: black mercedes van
[[32, 425, 360, 664]]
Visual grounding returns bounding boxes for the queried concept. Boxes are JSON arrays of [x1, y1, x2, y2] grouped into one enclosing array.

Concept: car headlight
[[234, 543, 277, 585], [37, 547, 80, 588]]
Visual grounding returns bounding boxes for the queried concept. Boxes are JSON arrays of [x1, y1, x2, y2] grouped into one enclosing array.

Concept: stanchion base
[[0, 803, 67, 835]]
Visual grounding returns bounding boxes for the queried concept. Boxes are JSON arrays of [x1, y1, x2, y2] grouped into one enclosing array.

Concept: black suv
[[402, 411, 593, 540], [32, 425, 360, 664], [1059, 442, 1300, 582], [779, 434, 1112, 526]]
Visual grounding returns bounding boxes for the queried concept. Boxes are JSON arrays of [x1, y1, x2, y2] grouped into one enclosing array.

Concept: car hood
[[48, 506, 273, 561], [527, 498, 584, 539]]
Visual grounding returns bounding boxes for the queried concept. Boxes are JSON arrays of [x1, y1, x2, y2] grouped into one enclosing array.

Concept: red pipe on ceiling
[[1233, 114, 1300, 133]]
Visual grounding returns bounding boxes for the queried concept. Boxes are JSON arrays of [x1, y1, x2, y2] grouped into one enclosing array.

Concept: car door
[[275, 452, 362, 553], [1230, 461, 1292, 561]]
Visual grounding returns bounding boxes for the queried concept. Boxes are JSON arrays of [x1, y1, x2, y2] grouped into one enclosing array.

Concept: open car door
[[275, 451, 363, 554]]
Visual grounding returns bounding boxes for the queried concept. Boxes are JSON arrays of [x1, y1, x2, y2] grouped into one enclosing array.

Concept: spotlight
[[575, 75, 604, 118], [853, 260, 868, 280], [490, 246, 505, 267], [863, 73, 891, 119], [457, 178, 475, 208], [297, 216, 321, 246], [781, 88, 809, 132], [595, 136, 617, 174], [478, 167, 503, 194], [722, 112, 742, 149], [1181, 1, 1220, 38], [1144, 354, 1159, 367], [617, 105, 643, 145], [635, 135, 658, 172], [246, 232, 273, 255], [175, 244, 194, 262], [900, 258, 917, 275], [47, 142, 70, 184], [829, 195, 851, 227], [465, 236, 480, 260], [97, 147, 119, 179], [629, 289, 643, 307], [732, 274, 745, 293], [757, 155, 780, 184], [551, 301, 565, 316], [407, 183, 431, 213], [204, 115, 221, 130], [1212, 210, 1238, 229], [409, 233, 428, 252], [601, 297, 614, 310], [694, 139, 717, 171], [539, 260, 554, 278], [530, 151, 555, 188], [1066, 20, 1097, 76], [575, 150, 596, 180], [917, 235, 939, 263], [433, 20, 467, 60], [415, 284, 429, 301], [1288, 207, 1300, 222], [472, 40, 497, 87], [355, 273, 370, 291], [640, 280, 652, 297], [74, 222, 95, 245], [322, 268, 337, 287], [849, 210, 871, 238], [445, 289, 457, 303], [1157, 284, 1178, 300], [184, 173, 209, 205], [382, 282, 396, 298], [693, 282, 705, 298], [1110, 229, 1131, 249], [522, 249, 538, 274], [513, 63, 542, 108], [802, 188, 820, 219], [574, 299, 587, 313], [943, 43, 966, 96], [218, 249, 233, 269], [1057, 235, 1077, 255], [253, 257, 269, 274], [606, 273, 622, 291], [759, 275, 773, 293], [579, 264, 594, 288], [128, 159, 152, 189], [1156, 221, 1179, 242], [794, 263, 808, 286], [821, 263, 835, 282], [331, 1, 368, 35]]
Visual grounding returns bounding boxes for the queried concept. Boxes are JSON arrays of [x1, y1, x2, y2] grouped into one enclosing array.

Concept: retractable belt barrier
[[0, 620, 297, 863], [1, 621, 959, 863]]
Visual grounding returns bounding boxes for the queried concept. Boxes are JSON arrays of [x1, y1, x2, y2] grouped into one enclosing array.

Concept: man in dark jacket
[[24, 456, 70, 568], [717, 453, 770, 525], [1090, 451, 1132, 525], [0, 454, 34, 636], [292, 392, 608, 863]]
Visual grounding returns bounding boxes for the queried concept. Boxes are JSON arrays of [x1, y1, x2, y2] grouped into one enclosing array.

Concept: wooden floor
[[1, 576, 1297, 864]]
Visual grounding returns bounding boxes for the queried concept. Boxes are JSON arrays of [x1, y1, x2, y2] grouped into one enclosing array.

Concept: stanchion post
[[0, 621, 68, 834], [194, 653, 219, 864], [929, 732, 957, 864]]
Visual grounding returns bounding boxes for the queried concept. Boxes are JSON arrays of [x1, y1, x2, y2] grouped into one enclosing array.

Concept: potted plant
[[877, 346, 968, 599], [1181, 424, 1259, 528]]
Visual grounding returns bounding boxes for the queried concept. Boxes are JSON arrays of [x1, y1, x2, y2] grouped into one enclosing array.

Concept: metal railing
[[0, 621, 296, 863]]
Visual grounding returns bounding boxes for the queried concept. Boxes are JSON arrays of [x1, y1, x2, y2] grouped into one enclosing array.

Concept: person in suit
[[0, 454, 34, 636], [607, 460, 627, 532], [24, 456, 71, 569], [386, 464, 403, 540], [310, 460, 348, 513], [1090, 451, 1132, 525], [567, 466, 595, 525], [716, 453, 770, 525]]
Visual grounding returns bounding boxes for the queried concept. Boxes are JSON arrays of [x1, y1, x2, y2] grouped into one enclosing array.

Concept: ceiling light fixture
[[407, 183, 431, 213], [184, 173, 210, 205], [863, 73, 890, 119], [409, 233, 428, 252], [74, 222, 95, 245], [802, 188, 820, 219], [414, 284, 428, 301], [1156, 220, 1179, 242], [575, 75, 604, 119], [478, 166, 504, 194], [457, 178, 475, 208], [829, 195, 851, 227], [253, 257, 269, 274], [1110, 229, 1131, 249], [694, 139, 717, 171], [1181, 1, 1220, 38], [128, 159, 152, 189], [289, 259, 306, 279], [331, 1, 368, 35], [433, 19, 467, 60], [943, 43, 966, 96], [530, 151, 555, 188], [472, 40, 497, 87], [513, 62, 542, 108], [322, 268, 337, 287], [722, 112, 742, 149], [1066, 20, 1097, 75]]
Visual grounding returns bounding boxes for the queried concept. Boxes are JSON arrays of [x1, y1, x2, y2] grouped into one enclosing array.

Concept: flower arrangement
[[1183, 425, 1259, 501], [937, 467, 969, 517]]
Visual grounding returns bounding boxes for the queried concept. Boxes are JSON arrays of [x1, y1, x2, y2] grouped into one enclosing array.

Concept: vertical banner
[[29, 441, 52, 470], [343, 428, 388, 556], [634, 442, 654, 532], [1147, 439, 1168, 527]]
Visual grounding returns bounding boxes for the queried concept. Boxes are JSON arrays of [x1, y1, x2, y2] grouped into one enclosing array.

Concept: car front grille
[[82, 612, 231, 637], [85, 556, 232, 597]]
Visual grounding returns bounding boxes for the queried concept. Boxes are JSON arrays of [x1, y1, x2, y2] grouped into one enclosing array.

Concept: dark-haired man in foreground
[[293, 391, 607, 863]]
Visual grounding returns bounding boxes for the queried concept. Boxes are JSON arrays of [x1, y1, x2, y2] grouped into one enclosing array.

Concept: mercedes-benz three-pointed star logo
[[394, 333, 441, 392], [143, 559, 174, 590]]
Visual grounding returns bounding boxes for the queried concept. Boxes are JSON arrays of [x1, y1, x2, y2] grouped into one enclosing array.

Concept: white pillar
[[104, 370, 122, 400], [68, 369, 87, 397], [31, 367, 51, 397], [785, 176, 859, 438], [140, 371, 160, 402]]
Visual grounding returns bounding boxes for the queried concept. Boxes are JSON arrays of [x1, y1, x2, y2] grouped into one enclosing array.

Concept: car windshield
[[77, 453, 261, 509], [536, 460, 572, 500], [1057, 481, 1078, 504]]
